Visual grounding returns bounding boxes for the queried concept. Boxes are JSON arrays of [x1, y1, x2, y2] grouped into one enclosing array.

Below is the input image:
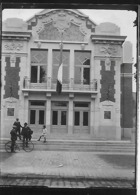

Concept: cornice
[[2, 31, 32, 40], [91, 34, 126, 44]]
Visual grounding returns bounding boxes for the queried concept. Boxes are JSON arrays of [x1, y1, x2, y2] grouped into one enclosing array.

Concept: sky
[[2, 8, 137, 91]]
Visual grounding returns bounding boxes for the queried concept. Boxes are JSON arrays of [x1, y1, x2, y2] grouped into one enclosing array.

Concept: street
[[0, 150, 135, 188]]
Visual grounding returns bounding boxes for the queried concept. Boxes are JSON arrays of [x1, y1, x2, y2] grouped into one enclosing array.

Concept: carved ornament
[[105, 57, 111, 71], [4, 42, 23, 51], [36, 11, 86, 41], [100, 44, 117, 56]]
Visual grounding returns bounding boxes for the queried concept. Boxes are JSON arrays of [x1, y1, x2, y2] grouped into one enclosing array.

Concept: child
[[37, 125, 47, 143]]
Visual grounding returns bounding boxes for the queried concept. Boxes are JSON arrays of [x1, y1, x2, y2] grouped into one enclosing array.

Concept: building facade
[[1, 9, 134, 140]]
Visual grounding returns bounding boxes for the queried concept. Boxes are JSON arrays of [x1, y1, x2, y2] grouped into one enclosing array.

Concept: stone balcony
[[22, 77, 98, 97]]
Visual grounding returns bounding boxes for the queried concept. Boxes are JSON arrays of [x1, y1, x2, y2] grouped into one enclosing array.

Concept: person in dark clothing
[[13, 118, 22, 140], [10, 125, 17, 152], [21, 123, 33, 147]]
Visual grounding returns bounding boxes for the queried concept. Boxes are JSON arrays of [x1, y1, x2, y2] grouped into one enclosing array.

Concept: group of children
[[10, 119, 34, 152], [10, 118, 48, 152]]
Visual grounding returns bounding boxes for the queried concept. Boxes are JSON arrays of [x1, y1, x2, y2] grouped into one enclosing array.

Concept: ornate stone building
[[1, 9, 134, 140]]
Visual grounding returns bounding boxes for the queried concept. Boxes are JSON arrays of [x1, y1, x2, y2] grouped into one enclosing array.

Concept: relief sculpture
[[100, 44, 117, 56], [4, 41, 23, 51], [37, 11, 86, 41]]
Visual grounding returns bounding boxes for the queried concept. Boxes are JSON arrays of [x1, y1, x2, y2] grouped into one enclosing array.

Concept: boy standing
[[38, 125, 47, 143], [13, 118, 22, 140]]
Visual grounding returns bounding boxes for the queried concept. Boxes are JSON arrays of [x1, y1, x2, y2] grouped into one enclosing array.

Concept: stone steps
[[0, 139, 135, 153]]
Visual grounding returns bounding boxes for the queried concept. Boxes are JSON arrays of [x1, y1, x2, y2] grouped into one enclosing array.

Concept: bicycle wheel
[[5, 141, 12, 153], [23, 141, 34, 152], [14, 143, 20, 152], [5, 141, 20, 153]]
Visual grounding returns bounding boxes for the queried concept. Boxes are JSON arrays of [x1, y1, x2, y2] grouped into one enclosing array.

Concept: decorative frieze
[[100, 44, 117, 56], [4, 41, 23, 51]]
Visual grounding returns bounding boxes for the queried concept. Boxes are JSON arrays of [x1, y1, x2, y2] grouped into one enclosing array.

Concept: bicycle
[[5, 140, 34, 153]]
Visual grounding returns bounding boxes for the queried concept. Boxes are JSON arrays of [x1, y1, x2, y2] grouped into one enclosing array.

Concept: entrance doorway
[[51, 102, 68, 134], [29, 101, 46, 131], [74, 102, 89, 134]]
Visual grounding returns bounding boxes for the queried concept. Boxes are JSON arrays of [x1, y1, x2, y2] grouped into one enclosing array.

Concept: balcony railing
[[22, 77, 98, 92]]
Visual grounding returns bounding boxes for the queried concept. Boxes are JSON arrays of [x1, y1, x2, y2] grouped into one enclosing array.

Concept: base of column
[[68, 126, 73, 134]]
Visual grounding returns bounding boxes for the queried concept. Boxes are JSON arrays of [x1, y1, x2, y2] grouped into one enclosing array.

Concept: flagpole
[[56, 31, 63, 94]]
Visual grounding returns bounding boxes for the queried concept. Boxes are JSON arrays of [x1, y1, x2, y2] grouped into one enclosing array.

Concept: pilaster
[[46, 93, 51, 133], [90, 99, 94, 135], [69, 49, 74, 89], [24, 95, 29, 123], [115, 59, 121, 140], [68, 93, 74, 134]]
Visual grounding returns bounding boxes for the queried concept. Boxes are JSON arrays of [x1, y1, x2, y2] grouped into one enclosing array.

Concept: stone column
[[68, 94, 74, 134], [46, 93, 51, 133], [115, 59, 121, 140], [69, 49, 74, 89], [90, 98, 94, 136], [47, 49, 52, 88], [94, 59, 101, 138], [1, 55, 6, 136], [24, 93, 29, 123]]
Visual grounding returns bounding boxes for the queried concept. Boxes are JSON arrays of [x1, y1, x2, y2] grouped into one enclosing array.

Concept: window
[[74, 111, 80, 126], [30, 110, 36, 124], [30, 101, 45, 106], [52, 102, 67, 107], [74, 102, 89, 107], [7, 108, 14, 116], [61, 111, 67, 125], [74, 51, 91, 85], [52, 50, 69, 84], [83, 112, 88, 126], [31, 49, 47, 83], [104, 111, 111, 119], [52, 111, 58, 125], [39, 110, 45, 124]]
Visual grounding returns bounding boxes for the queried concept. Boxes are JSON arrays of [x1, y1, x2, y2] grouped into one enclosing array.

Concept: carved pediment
[[38, 22, 85, 41], [33, 10, 87, 41]]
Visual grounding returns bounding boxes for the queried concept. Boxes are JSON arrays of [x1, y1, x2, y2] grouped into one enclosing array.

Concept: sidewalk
[[0, 150, 135, 181]]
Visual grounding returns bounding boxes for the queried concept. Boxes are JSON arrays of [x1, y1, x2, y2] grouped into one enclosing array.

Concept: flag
[[56, 40, 63, 94], [56, 63, 63, 94]]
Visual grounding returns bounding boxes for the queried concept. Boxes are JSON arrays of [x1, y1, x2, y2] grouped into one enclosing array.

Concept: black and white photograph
[[0, 4, 138, 194]]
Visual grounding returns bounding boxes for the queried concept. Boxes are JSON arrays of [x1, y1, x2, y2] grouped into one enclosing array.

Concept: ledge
[[34, 40, 88, 44], [22, 88, 98, 94], [2, 31, 32, 40], [91, 34, 126, 43]]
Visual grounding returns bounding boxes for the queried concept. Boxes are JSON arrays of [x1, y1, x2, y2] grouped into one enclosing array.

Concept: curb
[[0, 173, 135, 182]]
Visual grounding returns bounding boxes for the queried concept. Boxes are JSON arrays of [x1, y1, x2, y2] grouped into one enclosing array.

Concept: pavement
[[0, 148, 136, 188]]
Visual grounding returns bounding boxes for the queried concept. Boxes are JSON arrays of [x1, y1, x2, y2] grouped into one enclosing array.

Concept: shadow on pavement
[[98, 154, 135, 169]]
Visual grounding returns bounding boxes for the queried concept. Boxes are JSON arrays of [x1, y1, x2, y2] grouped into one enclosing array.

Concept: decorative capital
[[91, 94, 96, 99], [69, 93, 74, 99], [37, 41, 41, 48], [46, 92, 51, 98], [23, 92, 29, 97]]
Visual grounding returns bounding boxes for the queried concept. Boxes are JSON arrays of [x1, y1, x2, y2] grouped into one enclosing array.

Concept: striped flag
[[56, 39, 63, 94]]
